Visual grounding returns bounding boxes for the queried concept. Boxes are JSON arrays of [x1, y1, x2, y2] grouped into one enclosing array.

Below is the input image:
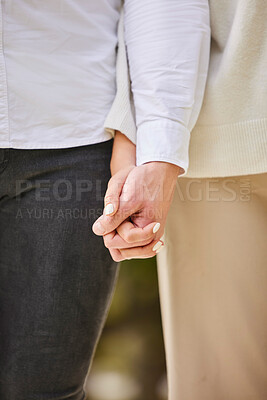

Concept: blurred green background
[[84, 257, 167, 400]]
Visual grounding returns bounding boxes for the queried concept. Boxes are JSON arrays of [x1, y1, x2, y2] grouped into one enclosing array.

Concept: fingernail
[[105, 203, 114, 216], [93, 221, 105, 235], [153, 240, 163, 252], [153, 222, 161, 234]]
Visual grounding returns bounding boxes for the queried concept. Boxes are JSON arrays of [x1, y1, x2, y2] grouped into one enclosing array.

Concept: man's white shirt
[[0, 0, 210, 173]]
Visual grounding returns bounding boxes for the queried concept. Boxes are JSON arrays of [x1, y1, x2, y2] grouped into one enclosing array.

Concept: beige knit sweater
[[104, 1, 267, 178]]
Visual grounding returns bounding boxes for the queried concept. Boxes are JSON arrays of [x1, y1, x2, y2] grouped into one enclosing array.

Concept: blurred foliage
[[85, 257, 167, 400]]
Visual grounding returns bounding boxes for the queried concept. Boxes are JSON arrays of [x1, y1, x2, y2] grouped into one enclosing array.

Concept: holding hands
[[92, 131, 181, 262]]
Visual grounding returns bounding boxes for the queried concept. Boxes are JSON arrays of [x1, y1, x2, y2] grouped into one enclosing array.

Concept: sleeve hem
[[136, 119, 190, 176], [136, 154, 188, 176]]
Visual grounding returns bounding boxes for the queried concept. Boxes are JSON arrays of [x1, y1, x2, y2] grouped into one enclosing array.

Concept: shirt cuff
[[136, 119, 190, 175]]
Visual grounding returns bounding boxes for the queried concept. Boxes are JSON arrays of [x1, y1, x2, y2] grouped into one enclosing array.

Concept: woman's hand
[[103, 130, 136, 217], [110, 130, 136, 176]]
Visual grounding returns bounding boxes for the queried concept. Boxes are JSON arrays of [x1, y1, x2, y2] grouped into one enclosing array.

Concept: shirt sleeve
[[103, 8, 137, 145], [123, 0, 210, 174]]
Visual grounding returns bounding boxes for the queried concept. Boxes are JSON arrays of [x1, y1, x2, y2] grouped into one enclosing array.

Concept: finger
[[119, 238, 164, 260], [104, 231, 153, 250], [103, 220, 161, 249], [109, 248, 123, 263], [116, 220, 161, 244], [92, 198, 139, 236], [104, 166, 133, 217]]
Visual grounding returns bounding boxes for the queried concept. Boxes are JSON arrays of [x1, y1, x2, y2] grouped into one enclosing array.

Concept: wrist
[[143, 161, 182, 179], [111, 131, 136, 175]]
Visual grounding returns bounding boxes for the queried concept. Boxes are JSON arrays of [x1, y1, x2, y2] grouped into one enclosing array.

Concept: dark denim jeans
[[0, 140, 118, 400]]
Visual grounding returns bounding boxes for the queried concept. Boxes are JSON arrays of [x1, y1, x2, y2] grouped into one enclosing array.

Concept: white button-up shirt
[[0, 0, 210, 173]]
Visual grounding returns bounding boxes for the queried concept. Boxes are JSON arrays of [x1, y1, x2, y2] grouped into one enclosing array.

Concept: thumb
[[92, 201, 135, 236], [103, 166, 134, 217], [92, 166, 135, 236]]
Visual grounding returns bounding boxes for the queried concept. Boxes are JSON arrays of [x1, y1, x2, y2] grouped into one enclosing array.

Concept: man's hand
[[92, 161, 181, 261]]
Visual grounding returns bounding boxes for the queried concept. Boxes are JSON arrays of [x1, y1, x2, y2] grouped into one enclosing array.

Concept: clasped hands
[[92, 133, 181, 261]]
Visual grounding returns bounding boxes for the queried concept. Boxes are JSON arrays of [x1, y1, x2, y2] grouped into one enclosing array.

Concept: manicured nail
[[153, 222, 161, 234], [153, 240, 163, 252], [105, 203, 114, 216], [93, 220, 105, 235]]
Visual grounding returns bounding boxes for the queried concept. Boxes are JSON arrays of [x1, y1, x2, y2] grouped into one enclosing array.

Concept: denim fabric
[[0, 140, 118, 400]]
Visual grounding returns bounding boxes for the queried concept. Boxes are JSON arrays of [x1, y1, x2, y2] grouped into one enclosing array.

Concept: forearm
[[110, 130, 136, 175], [123, 0, 210, 174]]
